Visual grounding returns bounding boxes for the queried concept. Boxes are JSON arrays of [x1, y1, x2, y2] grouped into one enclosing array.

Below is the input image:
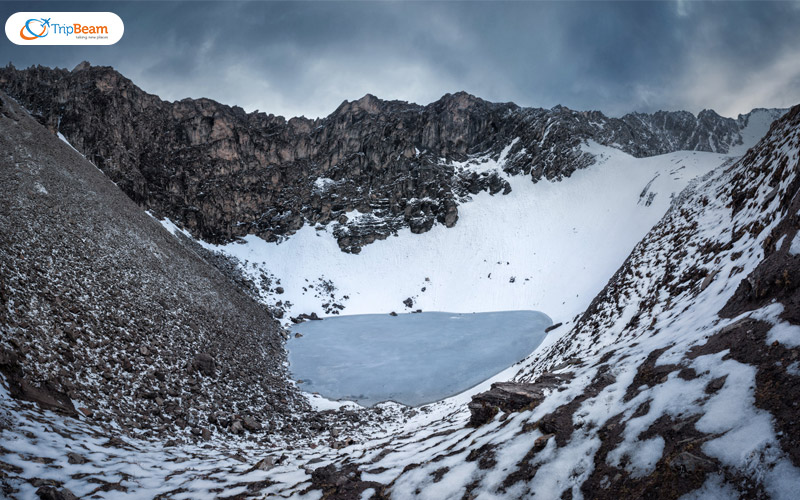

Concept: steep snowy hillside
[[179, 144, 731, 323], [728, 108, 788, 156], [0, 91, 307, 440]]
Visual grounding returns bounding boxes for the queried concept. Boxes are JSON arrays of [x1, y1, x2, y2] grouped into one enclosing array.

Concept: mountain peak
[[353, 93, 382, 113], [333, 93, 384, 116], [436, 91, 486, 110], [696, 109, 730, 124], [72, 60, 91, 73]]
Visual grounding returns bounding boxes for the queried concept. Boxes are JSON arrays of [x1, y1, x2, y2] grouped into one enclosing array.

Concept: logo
[[20, 18, 50, 40], [6, 12, 123, 45]]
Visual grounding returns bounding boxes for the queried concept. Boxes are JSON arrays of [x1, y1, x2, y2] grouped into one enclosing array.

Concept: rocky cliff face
[[0, 63, 785, 252]]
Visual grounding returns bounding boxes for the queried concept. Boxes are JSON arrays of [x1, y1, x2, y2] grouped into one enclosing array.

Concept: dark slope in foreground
[[0, 91, 307, 439], [0, 63, 784, 252]]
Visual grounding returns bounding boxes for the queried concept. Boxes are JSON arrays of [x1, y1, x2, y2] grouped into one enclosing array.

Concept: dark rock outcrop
[[0, 348, 77, 417], [307, 463, 385, 500], [468, 372, 572, 426], [35, 486, 78, 500]]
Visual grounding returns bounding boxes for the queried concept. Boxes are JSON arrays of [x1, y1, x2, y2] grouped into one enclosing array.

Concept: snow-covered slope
[[177, 144, 731, 325], [728, 108, 787, 156]]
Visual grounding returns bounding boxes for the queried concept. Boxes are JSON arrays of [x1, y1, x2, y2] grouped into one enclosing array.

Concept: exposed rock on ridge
[[0, 63, 785, 252]]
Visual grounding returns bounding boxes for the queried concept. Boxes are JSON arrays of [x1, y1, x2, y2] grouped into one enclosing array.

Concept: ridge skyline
[[5, 61, 786, 123]]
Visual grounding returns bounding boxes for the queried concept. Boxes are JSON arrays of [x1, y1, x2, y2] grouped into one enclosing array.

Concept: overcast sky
[[2, 1, 800, 119]]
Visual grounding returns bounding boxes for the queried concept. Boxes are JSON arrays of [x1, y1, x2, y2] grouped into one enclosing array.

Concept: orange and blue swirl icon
[[20, 18, 49, 40]]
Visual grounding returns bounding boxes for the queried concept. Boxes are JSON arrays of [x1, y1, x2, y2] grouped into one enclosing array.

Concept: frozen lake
[[287, 310, 552, 407]]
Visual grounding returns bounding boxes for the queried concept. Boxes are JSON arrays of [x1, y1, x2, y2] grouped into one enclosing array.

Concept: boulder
[[251, 456, 275, 471], [35, 486, 78, 500], [66, 452, 88, 465], [0, 348, 77, 417], [468, 372, 572, 427], [669, 451, 718, 474], [545, 322, 563, 333], [192, 353, 216, 377], [243, 415, 262, 432]]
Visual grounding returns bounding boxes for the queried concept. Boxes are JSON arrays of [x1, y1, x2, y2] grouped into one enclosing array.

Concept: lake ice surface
[[287, 310, 552, 407]]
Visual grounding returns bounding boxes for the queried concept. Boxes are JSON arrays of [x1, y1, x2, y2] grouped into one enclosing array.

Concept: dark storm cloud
[[2, 1, 799, 118]]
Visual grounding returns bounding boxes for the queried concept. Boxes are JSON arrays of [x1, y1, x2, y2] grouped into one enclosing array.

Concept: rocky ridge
[[0, 63, 785, 253]]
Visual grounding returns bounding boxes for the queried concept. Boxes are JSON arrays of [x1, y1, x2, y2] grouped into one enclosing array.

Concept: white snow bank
[[195, 143, 728, 324]]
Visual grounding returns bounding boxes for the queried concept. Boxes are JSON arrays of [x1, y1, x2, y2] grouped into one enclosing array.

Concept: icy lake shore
[[287, 311, 552, 406]]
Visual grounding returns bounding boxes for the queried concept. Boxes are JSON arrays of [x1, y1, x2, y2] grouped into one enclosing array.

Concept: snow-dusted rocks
[[0, 91, 305, 441]]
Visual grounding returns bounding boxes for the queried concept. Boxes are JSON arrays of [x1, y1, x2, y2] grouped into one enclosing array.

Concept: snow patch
[[57, 132, 80, 154], [767, 321, 800, 348], [678, 474, 739, 500], [789, 232, 800, 256], [302, 392, 362, 411], [313, 177, 336, 191], [775, 233, 787, 251], [727, 109, 786, 157]]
